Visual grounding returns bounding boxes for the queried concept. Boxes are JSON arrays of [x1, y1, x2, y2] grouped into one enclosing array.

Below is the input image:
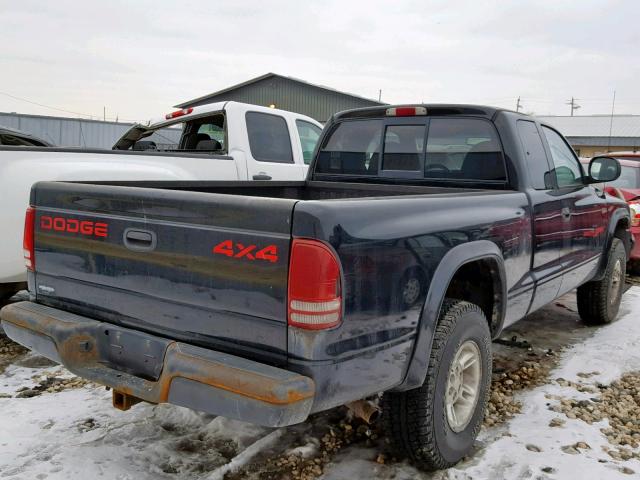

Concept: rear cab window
[[130, 113, 225, 153], [316, 116, 506, 185], [425, 119, 505, 181], [0, 133, 46, 146], [179, 114, 226, 152]]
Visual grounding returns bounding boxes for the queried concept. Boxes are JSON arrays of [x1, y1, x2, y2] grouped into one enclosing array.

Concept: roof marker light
[[165, 107, 193, 120], [385, 106, 427, 117]]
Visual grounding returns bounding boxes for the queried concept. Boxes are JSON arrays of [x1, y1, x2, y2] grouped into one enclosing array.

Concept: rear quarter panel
[[287, 190, 531, 407]]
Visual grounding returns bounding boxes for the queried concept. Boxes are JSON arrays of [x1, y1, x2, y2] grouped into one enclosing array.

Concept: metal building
[[175, 72, 385, 123], [0, 112, 181, 149], [538, 115, 640, 158]]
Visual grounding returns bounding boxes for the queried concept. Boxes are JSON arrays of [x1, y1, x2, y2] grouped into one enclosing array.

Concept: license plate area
[[96, 326, 171, 381]]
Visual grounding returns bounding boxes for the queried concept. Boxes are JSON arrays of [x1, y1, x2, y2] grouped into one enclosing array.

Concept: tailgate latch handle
[[123, 228, 157, 252]]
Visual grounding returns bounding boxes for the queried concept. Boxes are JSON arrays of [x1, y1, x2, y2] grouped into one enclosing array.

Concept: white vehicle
[[0, 101, 323, 299]]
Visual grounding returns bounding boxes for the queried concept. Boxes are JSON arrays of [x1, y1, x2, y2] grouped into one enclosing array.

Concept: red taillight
[[385, 106, 427, 117], [630, 201, 640, 227], [288, 239, 342, 330], [23, 207, 35, 271], [164, 107, 193, 120]]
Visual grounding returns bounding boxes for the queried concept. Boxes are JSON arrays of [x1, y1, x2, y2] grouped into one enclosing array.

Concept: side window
[[382, 125, 424, 171], [295, 120, 322, 165], [517, 120, 552, 189], [246, 112, 293, 163], [542, 126, 584, 188], [425, 118, 505, 181]]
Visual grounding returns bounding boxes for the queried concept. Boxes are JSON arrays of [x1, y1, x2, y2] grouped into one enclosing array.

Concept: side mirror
[[588, 156, 621, 183]]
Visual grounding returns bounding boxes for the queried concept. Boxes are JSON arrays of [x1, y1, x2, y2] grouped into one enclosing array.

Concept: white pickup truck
[[0, 101, 323, 299]]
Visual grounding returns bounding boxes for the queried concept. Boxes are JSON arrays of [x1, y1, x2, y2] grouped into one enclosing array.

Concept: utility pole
[[378, 89, 382, 102], [566, 97, 581, 116], [103, 106, 106, 121], [515, 96, 522, 112]]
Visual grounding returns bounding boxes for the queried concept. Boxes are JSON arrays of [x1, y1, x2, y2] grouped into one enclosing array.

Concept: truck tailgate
[[30, 182, 296, 363]]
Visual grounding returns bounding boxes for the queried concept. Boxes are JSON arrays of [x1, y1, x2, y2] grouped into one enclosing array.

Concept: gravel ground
[[1, 280, 639, 479]]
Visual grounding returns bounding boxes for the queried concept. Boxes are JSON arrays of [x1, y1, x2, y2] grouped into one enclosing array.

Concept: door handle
[[561, 207, 571, 219], [123, 228, 157, 252], [252, 174, 272, 180]]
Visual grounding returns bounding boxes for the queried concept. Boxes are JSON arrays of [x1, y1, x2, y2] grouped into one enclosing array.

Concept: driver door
[[540, 125, 607, 294]]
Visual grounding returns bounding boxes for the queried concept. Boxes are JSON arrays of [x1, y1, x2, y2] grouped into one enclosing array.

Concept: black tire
[[577, 238, 626, 325], [381, 299, 492, 471]]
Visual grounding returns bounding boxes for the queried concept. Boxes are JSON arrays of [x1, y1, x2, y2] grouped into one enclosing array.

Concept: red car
[[581, 153, 640, 268]]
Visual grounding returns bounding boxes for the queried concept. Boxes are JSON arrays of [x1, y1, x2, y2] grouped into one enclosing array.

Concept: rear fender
[[394, 240, 506, 391]]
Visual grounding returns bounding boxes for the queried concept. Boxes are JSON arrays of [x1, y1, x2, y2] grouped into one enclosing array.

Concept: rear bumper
[[0, 301, 315, 427]]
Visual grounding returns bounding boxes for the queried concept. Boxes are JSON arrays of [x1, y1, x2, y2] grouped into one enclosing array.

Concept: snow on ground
[[1, 287, 639, 479]]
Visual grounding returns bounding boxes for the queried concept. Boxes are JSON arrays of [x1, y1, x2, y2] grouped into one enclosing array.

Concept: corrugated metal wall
[[0, 112, 182, 148], [186, 76, 382, 123]]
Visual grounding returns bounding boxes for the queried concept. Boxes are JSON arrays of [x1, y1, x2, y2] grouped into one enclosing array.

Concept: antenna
[[607, 90, 616, 152], [566, 97, 581, 116]]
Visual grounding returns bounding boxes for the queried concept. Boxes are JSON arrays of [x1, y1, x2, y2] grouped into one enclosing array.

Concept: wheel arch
[[394, 240, 506, 391], [592, 208, 632, 282]]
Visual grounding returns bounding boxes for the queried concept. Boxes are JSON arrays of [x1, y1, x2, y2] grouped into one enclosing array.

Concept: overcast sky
[[1, 0, 639, 122]]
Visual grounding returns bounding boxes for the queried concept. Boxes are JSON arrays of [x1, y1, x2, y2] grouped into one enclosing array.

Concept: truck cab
[[114, 101, 323, 181]]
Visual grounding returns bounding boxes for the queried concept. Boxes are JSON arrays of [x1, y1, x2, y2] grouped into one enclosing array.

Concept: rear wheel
[[577, 238, 626, 325], [381, 300, 492, 471]]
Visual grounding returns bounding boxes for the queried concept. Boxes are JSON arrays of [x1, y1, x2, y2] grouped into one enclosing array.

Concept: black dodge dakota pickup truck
[[1, 104, 633, 470]]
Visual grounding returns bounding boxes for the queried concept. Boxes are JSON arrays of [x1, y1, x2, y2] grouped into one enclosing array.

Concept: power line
[[0, 91, 95, 118], [0, 91, 140, 123]]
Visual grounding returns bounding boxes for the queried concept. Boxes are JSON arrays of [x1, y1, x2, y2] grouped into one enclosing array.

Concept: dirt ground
[[0, 276, 639, 479]]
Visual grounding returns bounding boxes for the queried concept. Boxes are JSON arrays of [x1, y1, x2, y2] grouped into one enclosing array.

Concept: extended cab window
[[316, 119, 382, 175], [246, 112, 293, 163], [517, 120, 552, 189], [295, 120, 322, 165], [542, 126, 584, 188], [425, 118, 505, 181]]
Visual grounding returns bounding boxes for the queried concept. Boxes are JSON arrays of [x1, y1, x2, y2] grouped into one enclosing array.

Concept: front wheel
[[577, 238, 626, 325], [381, 299, 492, 471]]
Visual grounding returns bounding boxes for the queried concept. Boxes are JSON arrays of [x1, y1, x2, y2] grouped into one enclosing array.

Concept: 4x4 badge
[[212, 240, 278, 263]]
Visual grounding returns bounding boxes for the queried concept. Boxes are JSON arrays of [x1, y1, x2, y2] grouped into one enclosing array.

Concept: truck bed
[[28, 180, 511, 368]]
